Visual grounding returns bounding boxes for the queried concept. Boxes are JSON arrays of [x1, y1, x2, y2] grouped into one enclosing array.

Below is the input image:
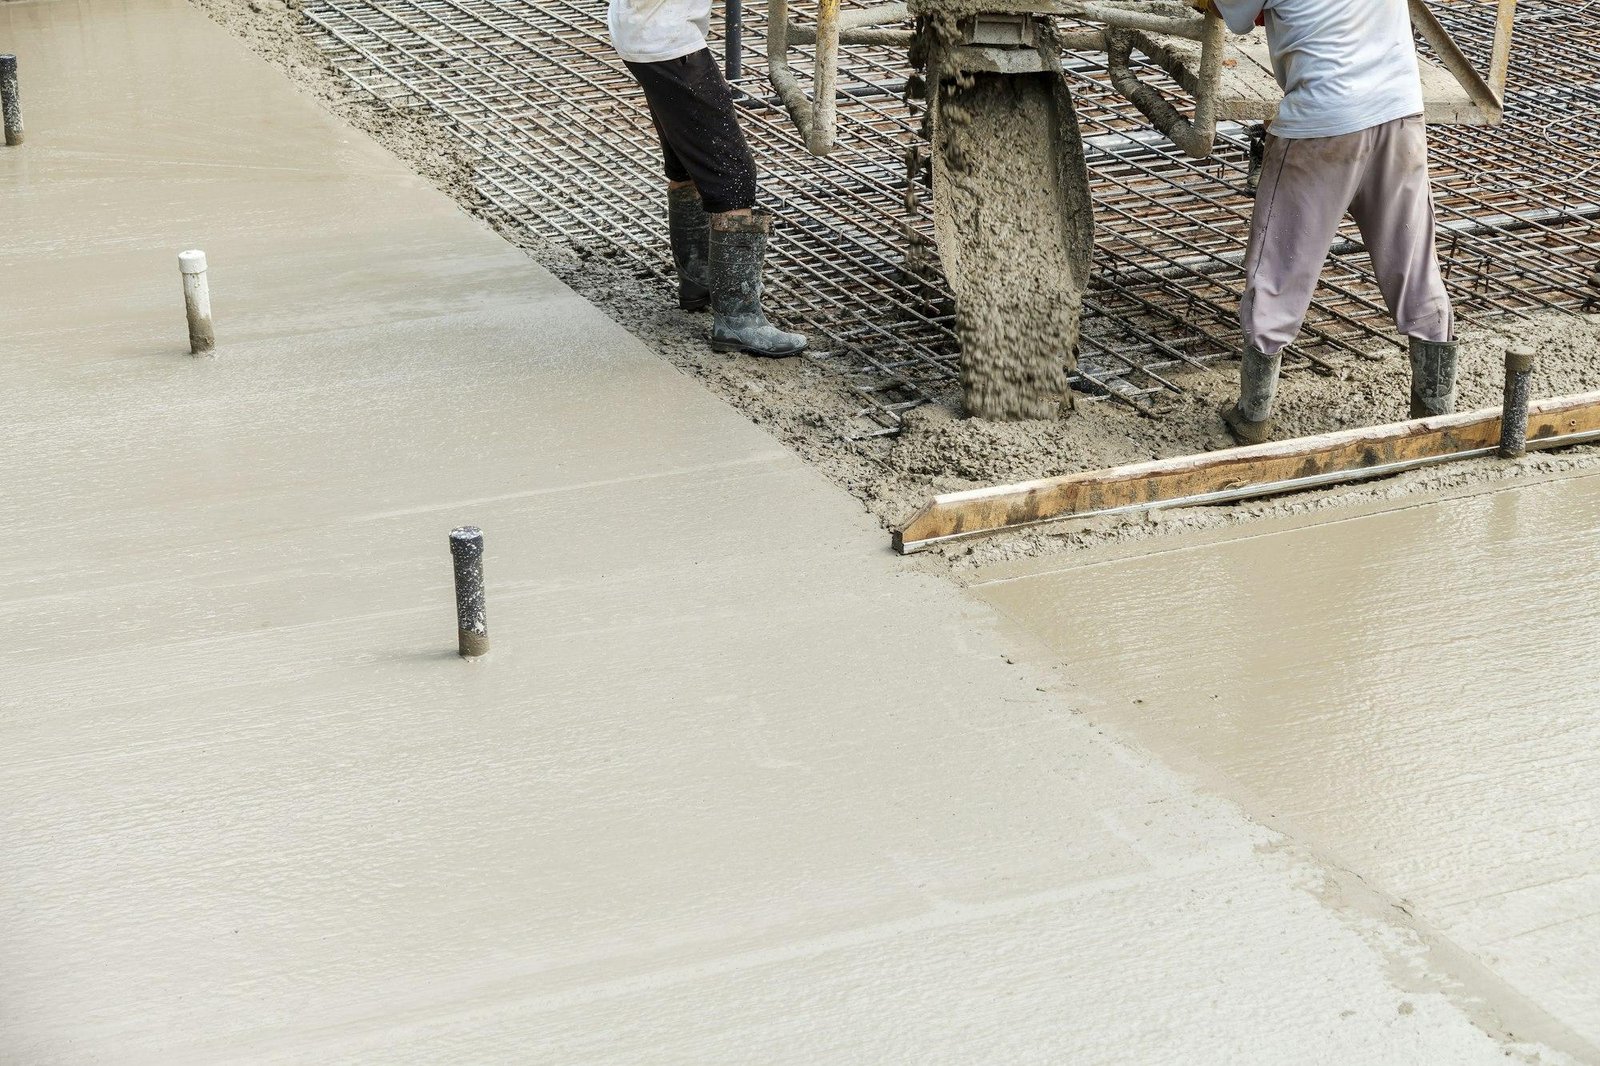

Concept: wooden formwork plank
[[892, 391, 1600, 553]]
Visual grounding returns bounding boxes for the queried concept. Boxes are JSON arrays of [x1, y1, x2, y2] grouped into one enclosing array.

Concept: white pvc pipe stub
[[179, 249, 215, 356]]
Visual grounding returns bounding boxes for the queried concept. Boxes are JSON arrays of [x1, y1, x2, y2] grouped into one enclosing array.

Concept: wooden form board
[[1134, 29, 1494, 125], [893, 391, 1600, 553]]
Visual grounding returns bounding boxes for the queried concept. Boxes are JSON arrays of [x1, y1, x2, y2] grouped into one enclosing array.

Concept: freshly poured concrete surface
[[0, 0, 1580, 1061], [976, 478, 1600, 1056]]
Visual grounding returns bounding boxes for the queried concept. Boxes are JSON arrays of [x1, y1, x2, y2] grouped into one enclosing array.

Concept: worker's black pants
[[624, 49, 757, 214]]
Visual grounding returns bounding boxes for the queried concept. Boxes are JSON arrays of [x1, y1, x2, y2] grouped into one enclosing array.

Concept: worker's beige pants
[[1240, 115, 1453, 355]]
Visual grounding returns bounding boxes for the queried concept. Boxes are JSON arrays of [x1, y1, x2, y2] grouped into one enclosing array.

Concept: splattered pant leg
[[624, 49, 757, 214], [1239, 129, 1369, 356], [1348, 116, 1454, 343]]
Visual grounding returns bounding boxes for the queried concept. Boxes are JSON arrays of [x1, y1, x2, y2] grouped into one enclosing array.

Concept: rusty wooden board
[[893, 391, 1600, 553]]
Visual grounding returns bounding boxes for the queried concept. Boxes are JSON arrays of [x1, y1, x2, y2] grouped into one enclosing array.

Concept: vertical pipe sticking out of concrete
[[1, 55, 23, 147], [725, 0, 742, 81], [178, 250, 216, 356], [1499, 345, 1534, 458], [449, 526, 488, 658]]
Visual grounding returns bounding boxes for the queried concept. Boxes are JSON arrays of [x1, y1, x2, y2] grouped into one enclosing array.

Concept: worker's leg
[[1349, 116, 1452, 343], [623, 51, 804, 356], [1226, 130, 1371, 442], [1348, 115, 1457, 416], [624, 51, 757, 214], [642, 105, 713, 310], [1239, 131, 1371, 357]]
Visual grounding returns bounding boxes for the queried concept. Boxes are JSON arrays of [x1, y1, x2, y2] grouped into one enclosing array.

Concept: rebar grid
[[302, 0, 1600, 434]]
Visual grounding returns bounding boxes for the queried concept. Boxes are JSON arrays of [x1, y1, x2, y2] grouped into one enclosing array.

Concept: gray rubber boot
[[1220, 345, 1282, 445], [1246, 123, 1266, 197], [667, 186, 710, 312], [1408, 336, 1459, 418], [709, 209, 807, 358]]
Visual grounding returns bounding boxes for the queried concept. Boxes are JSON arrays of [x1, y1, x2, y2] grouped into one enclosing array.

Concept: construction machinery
[[765, 0, 1518, 420]]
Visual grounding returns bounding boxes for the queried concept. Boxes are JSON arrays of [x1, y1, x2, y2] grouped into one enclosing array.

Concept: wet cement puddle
[[972, 473, 1600, 1049]]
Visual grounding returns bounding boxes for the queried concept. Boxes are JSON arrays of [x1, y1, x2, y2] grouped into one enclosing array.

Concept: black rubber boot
[[668, 186, 710, 312], [709, 208, 807, 358], [1408, 337, 1459, 418], [1221, 345, 1281, 445]]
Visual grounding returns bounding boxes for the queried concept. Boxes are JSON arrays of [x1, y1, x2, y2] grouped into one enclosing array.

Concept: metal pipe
[[1104, 10, 1223, 159], [766, 0, 840, 154], [765, 0, 816, 147], [1, 54, 22, 147], [1499, 345, 1534, 457], [178, 250, 215, 356], [724, 0, 741, 81], [1057, 28, 1107, 51], [449, 526, 488, 658], [812, 0, 840, 155], [838, 2, 906, 31], [785, 24, 913, 47], [1038, 1, 1209, 41]]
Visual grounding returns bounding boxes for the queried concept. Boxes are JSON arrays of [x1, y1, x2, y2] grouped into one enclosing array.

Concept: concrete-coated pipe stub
[[1499, 345, 1535, 459], [449, 526, 488, 658], [179, 249, 215, 356], [1, 54, 22, 147]]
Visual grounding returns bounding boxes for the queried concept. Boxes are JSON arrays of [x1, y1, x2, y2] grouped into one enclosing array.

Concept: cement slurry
[[931, 65, 1091, 421], [0, 0, 1580, 1060], [975, 475, 1600, 1057]]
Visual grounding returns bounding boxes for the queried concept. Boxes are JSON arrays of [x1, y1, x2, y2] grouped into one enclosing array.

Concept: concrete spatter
[[929, 45, 1093, 420], [973, 476, 1600, 1060]]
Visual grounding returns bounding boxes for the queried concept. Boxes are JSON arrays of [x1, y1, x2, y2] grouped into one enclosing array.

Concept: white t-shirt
[[1213, 0, 1425, 139], [609, 0, 711, 64]]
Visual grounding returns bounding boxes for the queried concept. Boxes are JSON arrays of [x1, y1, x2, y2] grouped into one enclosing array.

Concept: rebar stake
[[1, 55, 22, 147], [724, 0, 742, 81], [178, 250, 215, 356], [449, 526, 488, 658], [1499, 345, 1535, 459]]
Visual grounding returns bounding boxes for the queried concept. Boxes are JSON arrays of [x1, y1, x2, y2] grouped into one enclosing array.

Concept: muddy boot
[[668, 186, 710, 312], [1408, 337, 1459, 418], [1220, 345, 1282, 445], [709, 209, 808, 358], [1245, 123, 1266, 197]]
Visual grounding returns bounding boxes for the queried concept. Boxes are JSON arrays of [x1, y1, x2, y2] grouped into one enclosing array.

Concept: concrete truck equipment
[[764, 0, 1518, 420]]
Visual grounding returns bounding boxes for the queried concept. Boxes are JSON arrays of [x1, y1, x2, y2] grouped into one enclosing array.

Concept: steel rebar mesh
[[301, 0, 1600, 434]]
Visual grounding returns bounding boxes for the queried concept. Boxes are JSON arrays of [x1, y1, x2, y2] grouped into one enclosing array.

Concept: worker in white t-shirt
[[1204, 0, 1456, 443], [608, 0, 806, 357]]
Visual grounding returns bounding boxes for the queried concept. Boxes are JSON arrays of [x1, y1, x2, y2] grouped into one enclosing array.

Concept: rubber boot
[[667, 185, 710, 312], [1221, 345, 1282, 445], [1408, 336, 1459, 418], [1245, 123, 1267, 197], [709, 208, 808, 358]]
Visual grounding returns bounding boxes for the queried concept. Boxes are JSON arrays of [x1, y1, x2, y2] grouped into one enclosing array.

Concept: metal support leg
[[725, 0, 742, 81]]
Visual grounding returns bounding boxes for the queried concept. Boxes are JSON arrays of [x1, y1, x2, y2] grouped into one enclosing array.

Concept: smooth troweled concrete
[[976, 478, 1600, 1057], [0, 0, 1583, 1061]]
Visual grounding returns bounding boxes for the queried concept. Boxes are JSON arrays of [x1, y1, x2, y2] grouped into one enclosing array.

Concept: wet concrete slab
[[975, 475, 1600, 1055], [0, 0, 1586, 1061]]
